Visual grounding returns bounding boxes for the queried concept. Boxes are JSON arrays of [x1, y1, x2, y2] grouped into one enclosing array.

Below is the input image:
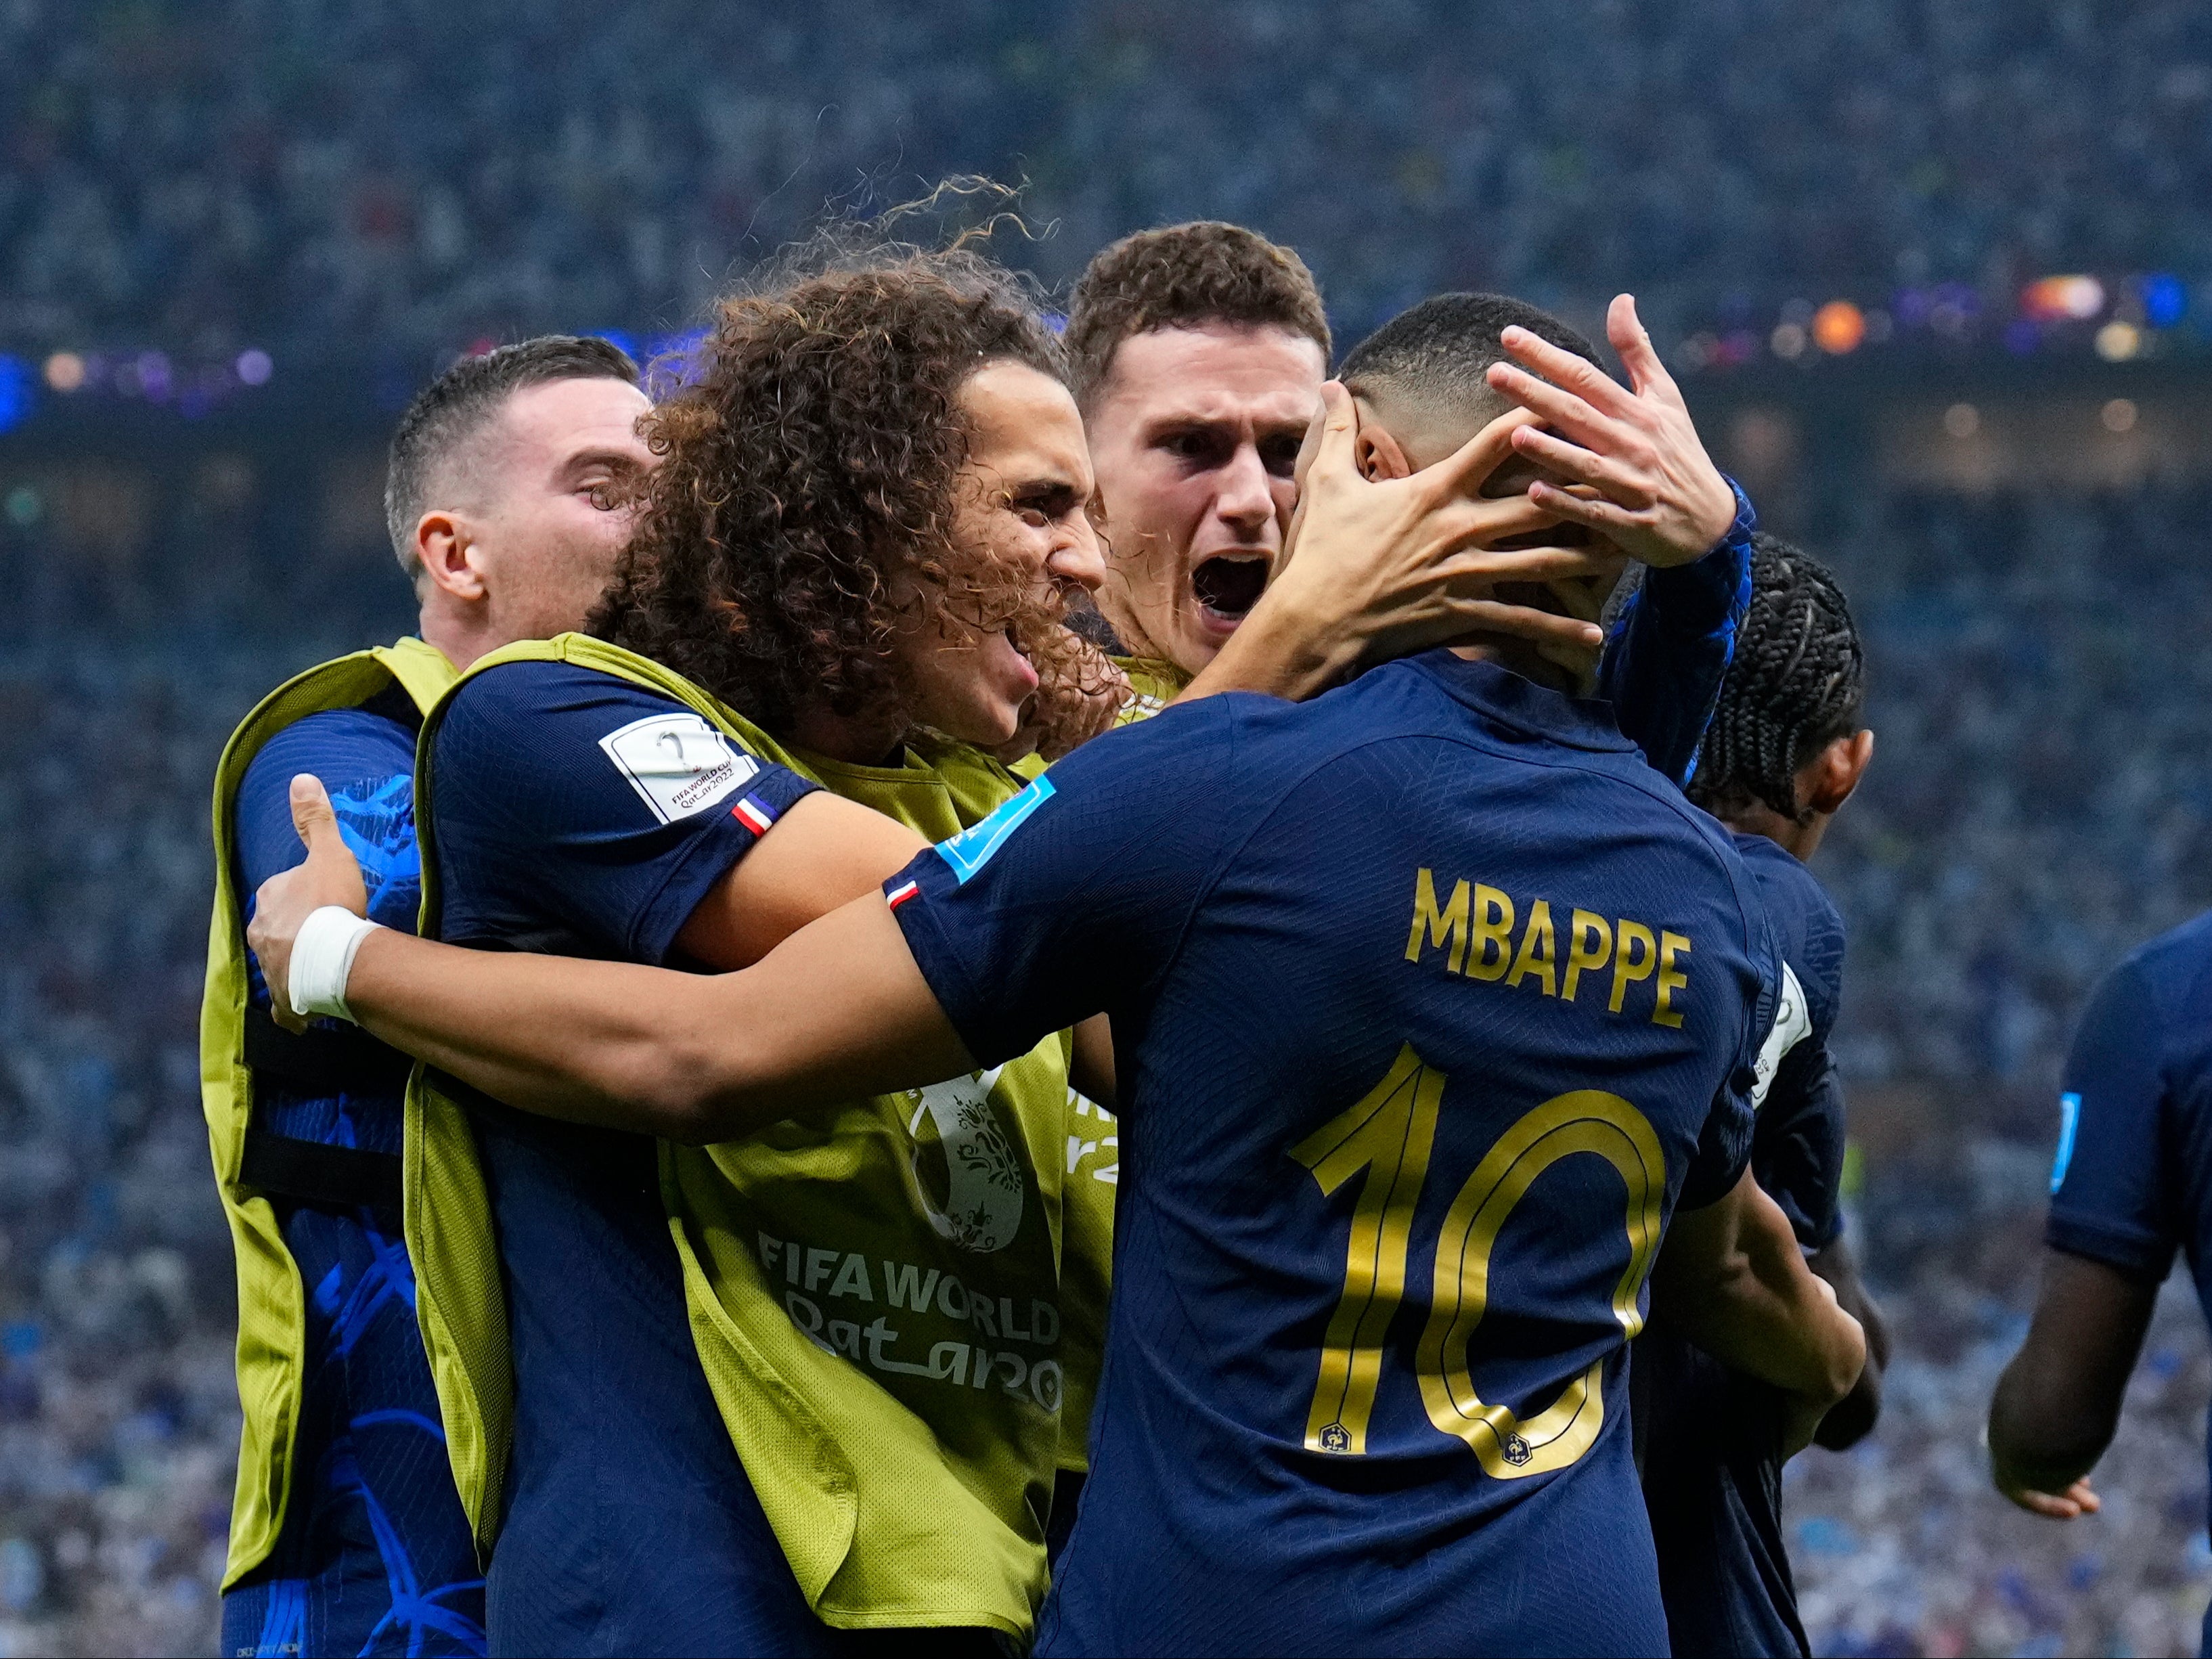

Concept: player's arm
[[671, 788, 927, 969], [253, 775, 971, 1140], [1650, 1168, 1867, 1455], [1808, 1232, 1890, 1450], [1986, 958, 2173, 1518], [1987, 1248, 2156, 1519]]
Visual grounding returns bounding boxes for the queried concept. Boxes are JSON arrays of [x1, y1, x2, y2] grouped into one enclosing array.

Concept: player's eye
[[1260, 436, 1302, 477]]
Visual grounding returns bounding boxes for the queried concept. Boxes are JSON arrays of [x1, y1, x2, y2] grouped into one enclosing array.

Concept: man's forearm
[[338, 895, 972, 1143], [1655, 1170, 1865, 1403], [1180, 583, 1354, 705]]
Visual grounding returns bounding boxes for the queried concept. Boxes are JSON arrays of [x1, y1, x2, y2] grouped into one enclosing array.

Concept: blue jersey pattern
[[2045, 909, 2212, 1658], [1640, 832, 1850, 1659], [426, 661, 872, 1658], [891, 652, 1777, 1657], [225, 700, 487, 1658]]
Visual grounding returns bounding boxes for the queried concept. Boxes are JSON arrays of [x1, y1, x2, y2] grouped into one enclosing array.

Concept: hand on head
[[1485, 294, 1738, 569], [248, 774, 370, 1032], [1270, 381, 1620, 677]]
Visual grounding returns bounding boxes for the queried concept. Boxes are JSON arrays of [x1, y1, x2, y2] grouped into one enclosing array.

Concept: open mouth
[[1191, 554, 1269, 623]]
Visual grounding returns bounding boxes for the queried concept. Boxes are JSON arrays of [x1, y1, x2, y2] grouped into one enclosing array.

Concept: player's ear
[[1356, 421, 1413, 482], [1800, 728, 1874, 817], [416, 510, 489, 604]]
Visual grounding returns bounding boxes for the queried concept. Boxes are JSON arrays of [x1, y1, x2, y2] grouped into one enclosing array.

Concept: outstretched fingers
[[1606, 294, 1680, 404]]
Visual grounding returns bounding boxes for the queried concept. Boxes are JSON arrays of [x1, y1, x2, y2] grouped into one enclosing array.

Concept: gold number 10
[[1288, 1044, 1666, 1478]]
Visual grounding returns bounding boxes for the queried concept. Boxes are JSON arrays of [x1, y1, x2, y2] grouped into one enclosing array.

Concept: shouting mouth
[[1191, 554, 1270, 628]]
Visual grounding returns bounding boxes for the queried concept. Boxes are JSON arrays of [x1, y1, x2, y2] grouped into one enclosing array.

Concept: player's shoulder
[[1730, 831, 1845, 999], [245, 700, 416, 791], [2103, 908, 2212, 1039]]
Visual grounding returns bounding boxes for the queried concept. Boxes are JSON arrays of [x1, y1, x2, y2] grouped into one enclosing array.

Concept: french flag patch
[[731, 795, 776, 835], [885, 879, 921, 910]]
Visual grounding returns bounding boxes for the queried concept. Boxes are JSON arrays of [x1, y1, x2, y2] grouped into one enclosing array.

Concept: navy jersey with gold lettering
[[887, 650, 1778, 1657]]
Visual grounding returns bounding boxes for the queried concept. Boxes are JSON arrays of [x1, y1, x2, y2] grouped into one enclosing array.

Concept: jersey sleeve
[[1752, 1038, 1849, 1249], [428, 661, 819, 965], [2046, 957, 2177, 1283], [236, 711, 426, 1021], [888, 699, 1247, 1071], [1595, 478, 1755, 788], [1677, 904, 1777, 1211]]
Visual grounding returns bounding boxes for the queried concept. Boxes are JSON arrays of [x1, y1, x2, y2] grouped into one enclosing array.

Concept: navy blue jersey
[[2045, 909, 2212, 1656], [889, 650, 1778, 1658], [423, 659, 845, 1657], [1641, 831, 1850, 1659], [227, 697, 487, 1658], [1597, 479, 1756, 788]]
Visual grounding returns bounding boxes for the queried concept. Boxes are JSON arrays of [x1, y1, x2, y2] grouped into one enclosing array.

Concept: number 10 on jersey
[[1289, 1044, 1666, 1478]]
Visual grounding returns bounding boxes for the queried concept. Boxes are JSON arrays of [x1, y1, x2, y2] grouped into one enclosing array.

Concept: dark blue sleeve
[[430, 661, 820, 965], [1677, 906, 1777, 1212], [889, 699, 1245, 1071], [2046, 958, 2177, 1282], [1742, 845, 1850, 1247], [237, 709, 425, 1010], [1752, 1040, 1848, 1249], [1595, 477, 1756, 787]]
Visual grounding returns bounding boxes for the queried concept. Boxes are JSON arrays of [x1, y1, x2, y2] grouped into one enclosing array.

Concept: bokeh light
[[1943, 402, 1981, 439], [2102, 397, 2139, 433], [43, 353, 85, 392], [1813, 301, 1866, 354], [2095, 319, 2142, 361], [234, 349, 272, 386], [2021, 275, 2106, 322]]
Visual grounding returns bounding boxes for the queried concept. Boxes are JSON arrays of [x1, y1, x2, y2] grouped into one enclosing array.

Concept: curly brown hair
[[588, 243, 1111, 751], [1064, 221, 1332, 410]]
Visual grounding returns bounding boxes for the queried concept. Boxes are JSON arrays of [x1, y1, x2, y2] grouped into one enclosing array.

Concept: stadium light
[[43, 353, 85, 393], [1813, 301, 1866, 354], [2020, 275, 2105, 322], [2095, 320, 2142, 362]]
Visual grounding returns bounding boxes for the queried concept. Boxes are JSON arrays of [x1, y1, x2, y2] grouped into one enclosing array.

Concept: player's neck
[[1444, 638, 1591, 698], [1719, 800, 1830, 862], [416, 601, 497, 675], [789, 699, 908, 768]]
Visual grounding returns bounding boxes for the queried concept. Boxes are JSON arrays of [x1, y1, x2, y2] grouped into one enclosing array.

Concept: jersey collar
[[1409, 649, 1641, 756]]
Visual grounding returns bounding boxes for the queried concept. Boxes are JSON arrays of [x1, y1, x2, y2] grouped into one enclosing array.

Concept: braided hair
[[1687, 533, 1866, 823]]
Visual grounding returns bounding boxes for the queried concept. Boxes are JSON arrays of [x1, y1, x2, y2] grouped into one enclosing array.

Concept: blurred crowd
[[1, 464, 2209, 1652], [7, 0, 2212, 366]]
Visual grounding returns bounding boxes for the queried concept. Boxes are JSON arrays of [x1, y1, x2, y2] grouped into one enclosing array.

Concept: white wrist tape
[[288, 906, 383, 1024]]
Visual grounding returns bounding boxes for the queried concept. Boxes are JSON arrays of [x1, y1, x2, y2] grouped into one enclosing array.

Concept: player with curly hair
[[315, 236, 1614, 1654]]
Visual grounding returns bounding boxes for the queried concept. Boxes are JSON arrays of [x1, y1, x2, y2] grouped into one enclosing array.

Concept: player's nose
[[1214, 442, 1278, 535], [1049, 517, 1107, 594]]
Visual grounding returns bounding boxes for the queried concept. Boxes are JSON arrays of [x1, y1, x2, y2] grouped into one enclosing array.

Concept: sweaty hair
[[383, 334, 639, 581], [1688, 534, 1867, 823], [1063, 221, 1331, 410], [1339, 291, 1601, 418], [589, 243, 1107, 746]]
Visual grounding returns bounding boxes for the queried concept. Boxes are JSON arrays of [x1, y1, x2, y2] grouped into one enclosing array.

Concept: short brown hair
[[590, 245, 1105, 746], [384, 334, 638, 580], [1063, 221, 1331, 410]]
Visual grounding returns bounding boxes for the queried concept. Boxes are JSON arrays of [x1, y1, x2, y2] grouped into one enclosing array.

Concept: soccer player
[[1988, 832, 2212, 1650], [204, 335, 652, 1658], [242, 303, 1865, 1657], [1069, 226, 1750, 791], [357, 246, 1617, 1655], [1639, 533, 1893, 1659]]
